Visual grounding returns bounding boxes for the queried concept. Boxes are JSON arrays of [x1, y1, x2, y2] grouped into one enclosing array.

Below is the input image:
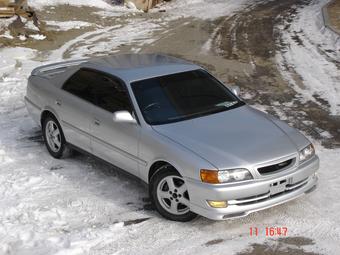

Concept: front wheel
[[150, 166, 197, 222]]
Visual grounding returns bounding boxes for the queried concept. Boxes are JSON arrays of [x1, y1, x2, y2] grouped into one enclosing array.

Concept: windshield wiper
[[167, 106, 227, 121], [215, 101, 239, 108]]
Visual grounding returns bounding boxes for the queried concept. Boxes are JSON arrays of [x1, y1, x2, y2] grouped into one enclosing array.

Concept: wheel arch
[[148, 160, 182, 184], [148, 159, 197, 221], [40, 107, 61, 127]]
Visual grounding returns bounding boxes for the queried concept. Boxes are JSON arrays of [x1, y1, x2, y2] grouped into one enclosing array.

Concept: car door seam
[[63, 120, 146, 166], [61, 120, 92, 139], [91, 135, 147, 166]]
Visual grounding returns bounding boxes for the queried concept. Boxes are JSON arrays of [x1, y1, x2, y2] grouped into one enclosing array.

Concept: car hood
[[152, 105, 301, 169]]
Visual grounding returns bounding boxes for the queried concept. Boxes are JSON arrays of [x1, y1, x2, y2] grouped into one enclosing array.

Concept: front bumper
[[186, 155, 319, 220]]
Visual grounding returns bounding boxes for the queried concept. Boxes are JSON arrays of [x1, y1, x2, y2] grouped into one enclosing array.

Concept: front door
[[88, 71, 140, 177]]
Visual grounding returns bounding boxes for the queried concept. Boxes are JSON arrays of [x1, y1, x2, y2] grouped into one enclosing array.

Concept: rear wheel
[[150, 165, 197, 222], [42, 115, 71, 159]]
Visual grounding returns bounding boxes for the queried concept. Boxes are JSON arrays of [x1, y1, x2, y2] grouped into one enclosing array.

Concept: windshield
[[131, 69, 245, 125]]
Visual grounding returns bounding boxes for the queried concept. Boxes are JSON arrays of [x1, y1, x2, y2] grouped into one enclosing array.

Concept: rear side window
[[62, 69, 97, 103], [62, 69, 132, 113]]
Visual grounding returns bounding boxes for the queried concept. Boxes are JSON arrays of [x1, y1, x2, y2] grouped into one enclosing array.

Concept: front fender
[[139, 128, 216, 184]]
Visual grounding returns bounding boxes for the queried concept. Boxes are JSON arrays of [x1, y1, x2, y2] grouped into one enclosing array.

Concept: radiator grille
[[257, 158, 294, 175]]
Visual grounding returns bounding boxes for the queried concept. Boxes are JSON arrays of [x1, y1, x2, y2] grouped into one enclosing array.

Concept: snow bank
[[276, 0, 340, 115]]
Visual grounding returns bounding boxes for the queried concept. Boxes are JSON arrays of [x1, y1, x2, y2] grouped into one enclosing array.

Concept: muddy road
[[139, 0, 340, 149], [1, 0, 338, 149], [213, 0, 340, 148]]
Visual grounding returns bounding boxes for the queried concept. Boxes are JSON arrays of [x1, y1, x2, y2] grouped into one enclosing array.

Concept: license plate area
[[270, 179, 287, 195]]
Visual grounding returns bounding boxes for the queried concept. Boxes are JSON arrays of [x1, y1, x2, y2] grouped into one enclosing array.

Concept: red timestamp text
[[249, 227, 288, 237]]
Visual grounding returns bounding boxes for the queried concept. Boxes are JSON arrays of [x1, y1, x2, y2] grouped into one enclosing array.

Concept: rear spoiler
[[31, 59, 89, 77]]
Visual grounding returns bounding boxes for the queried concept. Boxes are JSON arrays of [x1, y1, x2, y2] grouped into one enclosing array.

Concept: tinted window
[[63, 69, 132, 113], [132, 69, 244, 125], [94, 75, 132, 113], [62, 69, 96, 103]]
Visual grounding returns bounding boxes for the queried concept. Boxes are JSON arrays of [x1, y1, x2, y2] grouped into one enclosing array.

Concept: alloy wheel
[[45, 120, 61, 153], [156, 175, 190, 215]]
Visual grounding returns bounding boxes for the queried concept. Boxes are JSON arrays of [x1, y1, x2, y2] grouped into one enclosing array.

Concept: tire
[[150, 165, 197, 222], [42, 115, 71, 159]]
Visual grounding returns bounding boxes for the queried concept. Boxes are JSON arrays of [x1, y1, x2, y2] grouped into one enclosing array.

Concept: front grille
[[257, 158, 294, 175]]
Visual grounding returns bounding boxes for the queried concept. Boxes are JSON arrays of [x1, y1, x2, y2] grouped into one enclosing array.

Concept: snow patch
[[0, 16, 17, 31], [125, 1, 137, 10], [0, 31, 14, 39], [45, 21, 93, 31], [48, 19, 166, 60], [154, 0, 249, 20], [25, 21, 40, 32], [29, 34, 46, 40], [18, 35, 27, 41], [28, 0, 114, 10], [276, 0, 340, 115]]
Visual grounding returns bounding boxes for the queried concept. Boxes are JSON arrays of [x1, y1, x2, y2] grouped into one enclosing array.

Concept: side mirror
[[231, 86, 240, 97], [113, 111, 137, 124]]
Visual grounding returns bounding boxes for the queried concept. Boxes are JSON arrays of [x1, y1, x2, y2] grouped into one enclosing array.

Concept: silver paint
[[25, 54, 319, 220]]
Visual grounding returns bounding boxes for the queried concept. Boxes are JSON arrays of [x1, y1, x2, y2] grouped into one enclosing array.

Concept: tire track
[[213, 0, 340, 148]]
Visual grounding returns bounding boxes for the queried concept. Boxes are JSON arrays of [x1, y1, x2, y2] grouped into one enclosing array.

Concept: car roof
[[80, 53, 201, 83]]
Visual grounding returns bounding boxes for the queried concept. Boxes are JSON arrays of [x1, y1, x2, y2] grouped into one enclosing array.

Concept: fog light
[[207, 200, 228, 208]]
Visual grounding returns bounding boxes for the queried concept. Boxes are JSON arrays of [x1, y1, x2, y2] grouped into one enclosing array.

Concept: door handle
[[55, 100, 61, 106], [94, 119, 100, 126]]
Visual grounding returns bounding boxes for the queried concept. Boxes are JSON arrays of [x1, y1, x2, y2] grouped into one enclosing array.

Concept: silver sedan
[[25, 54, 319, 221]]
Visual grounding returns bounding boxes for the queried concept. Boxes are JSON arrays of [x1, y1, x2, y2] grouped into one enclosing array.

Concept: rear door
[[89, 71, 140, 177], [59, 69, 96, 153]]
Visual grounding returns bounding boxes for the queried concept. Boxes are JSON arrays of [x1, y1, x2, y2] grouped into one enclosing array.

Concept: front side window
[[93, 75, 132, 113], [63, 69, 132, 113], [132, 69, 244, 125]]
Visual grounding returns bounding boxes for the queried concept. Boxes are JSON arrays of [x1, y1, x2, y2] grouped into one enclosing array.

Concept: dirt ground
[[328, 0, 340, 32], [0, 5, 134, 50], [213, 0, 340, 148], [142, 0, 340, 149]]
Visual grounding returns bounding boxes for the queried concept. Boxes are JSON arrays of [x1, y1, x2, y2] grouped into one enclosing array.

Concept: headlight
[[299, 144, 315, 163], [200, 168, 253, 184]]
